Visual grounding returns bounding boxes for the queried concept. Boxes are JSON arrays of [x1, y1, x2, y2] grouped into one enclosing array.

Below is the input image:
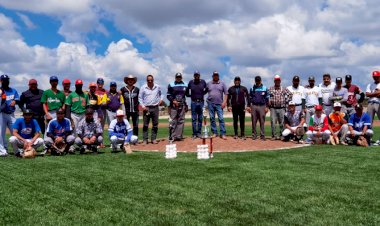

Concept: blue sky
[[0, 0, 379, 92]]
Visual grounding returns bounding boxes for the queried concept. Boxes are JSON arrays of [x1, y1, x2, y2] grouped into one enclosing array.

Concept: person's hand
[[303, 108, 307, 113], [333, 133, 338, 139], [90, 136, 97, 144], [290, 128, 296, 134], [227, 107, 232, 112], [173, 100, 179, 107], [221, 102, 227, 109], [23, 140, 31, 149], [55, 136, 63, 144], [9, 100, 16, 107], [45, 113, 52, 120], [265, 107, 269, 113], [316, 130, 321, 137], [83, 137, 90, 144], [246, 107, 251, 113]]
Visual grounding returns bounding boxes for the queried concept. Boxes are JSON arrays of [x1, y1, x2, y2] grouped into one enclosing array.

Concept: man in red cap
[[366, 70, 380, 126], [305, 104, 331, 144], [18, 79, 45, 134], [62, 79, 72, 97], [268, 74, 293, 140], [64, 79, 89, 131]]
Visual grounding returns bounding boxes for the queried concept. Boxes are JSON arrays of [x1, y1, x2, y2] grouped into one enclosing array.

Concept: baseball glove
[[295, 127, 305, 136], [357, 136, 369, 147], [23, 146, 37, 158], [52, 140, 67, 155]]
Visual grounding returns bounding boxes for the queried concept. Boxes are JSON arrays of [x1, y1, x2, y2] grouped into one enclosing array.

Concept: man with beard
[[65, 79, 89, 130], [319, 73, 336, 116], [287, 75, 304, 112], [19, 79, 45, 135]]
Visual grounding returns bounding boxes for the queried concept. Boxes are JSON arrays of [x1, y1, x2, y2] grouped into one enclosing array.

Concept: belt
[[270, 106, 285, 109], [324, 104, 332, 106], [252, 103, 266, 106], [295, 103, 302, 106], [368, 101, 380, 104], [306, 105, 315, 108], [192, 99, 204, 102], [146, 105, 158, 108]]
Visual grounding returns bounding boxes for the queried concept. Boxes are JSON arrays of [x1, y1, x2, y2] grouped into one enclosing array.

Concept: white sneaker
[[373, 140, 380, 146]]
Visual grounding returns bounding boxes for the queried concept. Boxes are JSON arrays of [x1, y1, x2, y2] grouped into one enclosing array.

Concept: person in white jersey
[[287, 75, 304, 112], [366, 70, 380, 127], [302, 76, 322, 128], [319, 73, 336, 116], [329, 77, 348, 112]]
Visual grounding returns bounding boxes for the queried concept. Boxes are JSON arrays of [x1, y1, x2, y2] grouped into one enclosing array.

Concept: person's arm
[[185, 82, 191, 97], [158, 86, 164, 106], [365, 84, 380, 97], [298, 116, 305, 128], [321, 116, 329, 132], [227, 87, 232, 109], [328, 117, 334, 134], [18, 92, 26, 112], [138, 87, 146, 109], [167, 84, 175, 105]]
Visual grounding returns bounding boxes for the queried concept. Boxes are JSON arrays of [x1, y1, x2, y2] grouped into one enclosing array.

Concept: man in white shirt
[[303, 76, 322, 128], [366, 70, 380, 126], [319, 73, 336, 116], [287, 75, 304, 112], [329, 77, 348, 112]]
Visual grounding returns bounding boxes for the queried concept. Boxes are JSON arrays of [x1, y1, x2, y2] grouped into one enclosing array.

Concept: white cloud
[[16, 13, 36, 29]]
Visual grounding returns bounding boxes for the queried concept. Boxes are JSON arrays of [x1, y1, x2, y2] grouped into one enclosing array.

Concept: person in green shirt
[[65, 79, 89, 130], [41, 76, 66, 123]]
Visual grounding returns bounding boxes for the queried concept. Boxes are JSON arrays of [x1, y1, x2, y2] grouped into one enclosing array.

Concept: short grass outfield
[[0, 124, 379, 225]]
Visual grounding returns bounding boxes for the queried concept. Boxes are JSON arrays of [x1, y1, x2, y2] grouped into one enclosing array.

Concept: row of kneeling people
[[3, 108, 137, 157]]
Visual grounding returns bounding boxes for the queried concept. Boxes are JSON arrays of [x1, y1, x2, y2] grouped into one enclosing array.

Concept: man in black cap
[[186, 71, 207, 139], [344, 75, 364, 117], [287, 75, 304, 112], [248, 76, 269, 140], [19, 79, 45, 134], [329, 77, 348, 112], [302, 76, 323, 128], [227, 76, 249, 139], [167, 72, 188, 141], [75, 108, 103, 153]]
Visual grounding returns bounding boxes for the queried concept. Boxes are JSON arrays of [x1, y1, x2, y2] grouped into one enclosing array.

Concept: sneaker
[[340, 141, 348, 145], [329, 136, 336, 145], [233, 135, 238, 139], [241, 136, 246, 140], [152, 140, 158, 144], [192, 135, 197, 140], [252, 136, 257, 140], [210, 134, 217, 138], [260, 136, 266, 141], [221, 135, 227, 140], [80, 147, 86, 154], [270, 137, 276, 141], [143, 140, 148, 145], [373, 140, 380, 146], [304, 138, 312, 144], [298, 139, 304, 144]]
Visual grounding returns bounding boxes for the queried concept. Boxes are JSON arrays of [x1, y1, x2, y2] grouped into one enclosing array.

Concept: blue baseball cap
[[97, 78, 104, 84], [110, 81, 117, 86], [50, 76, 58, 82], [0, 74, 9, 80], [194, 70, 200, 75]]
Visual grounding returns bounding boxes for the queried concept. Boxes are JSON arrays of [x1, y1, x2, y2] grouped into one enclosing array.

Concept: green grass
[[0, 146, 379, 225]]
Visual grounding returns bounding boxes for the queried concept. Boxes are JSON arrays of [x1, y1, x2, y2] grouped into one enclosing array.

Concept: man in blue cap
[[0, 75, 20, 155]]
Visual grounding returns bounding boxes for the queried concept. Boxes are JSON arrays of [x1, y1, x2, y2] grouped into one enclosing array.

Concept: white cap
[[274, 75, 281, 80], [333, 102, 342, 108], [288, 101, 295, 106], [116, 109, 124, 117]]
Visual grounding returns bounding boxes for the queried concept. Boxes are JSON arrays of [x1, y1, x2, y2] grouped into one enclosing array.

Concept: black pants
[[34, 116, 45, 135], [232, 106, 245, 136], [143, 106, 159, 141], [126, 111, 139, 136]]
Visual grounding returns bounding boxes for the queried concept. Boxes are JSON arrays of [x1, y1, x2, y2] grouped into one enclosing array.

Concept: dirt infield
[[132, 136, 307, 152]]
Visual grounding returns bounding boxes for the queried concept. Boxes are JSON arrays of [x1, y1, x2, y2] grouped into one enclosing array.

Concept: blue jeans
[[207, 102, 226, 136], [191, 101, 204, 136]]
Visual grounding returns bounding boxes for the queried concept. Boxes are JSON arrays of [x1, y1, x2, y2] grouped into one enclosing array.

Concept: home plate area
[[133, 136, 307, 153]]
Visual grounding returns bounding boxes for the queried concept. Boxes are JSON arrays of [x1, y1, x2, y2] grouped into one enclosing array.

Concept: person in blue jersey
[[347, 104, 373, 146], [108, 110, 138, 153], [44, 108, 75, 155], [9, 109, 44, 157], [0, 75, 20, 153], [248, 76, 269, 140], [167, 72, 188, 141]]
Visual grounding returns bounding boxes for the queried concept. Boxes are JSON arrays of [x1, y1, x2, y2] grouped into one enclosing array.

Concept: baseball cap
[[333, 102, 342, 108], [345, 75, 352, 80], [308, 76, 315, 81], [288, 101, 296, 106], [255, 76, 262, 82], [372, 71, 380, 77], [75, 79, 83, 85], [23, 109, 33, 115], [50, 76, 58, 82], [29, 79, 37, 85], [194, 70, 200, 75], [336, 77, 343, 82], [85, 108, 94, 115], [110, 81, 117, 86], [97, 78, 104, 84], [293, 75, 300, 81], [56, 108, 65, 114], [274, 75, 281, 81], [62, 79, 71, 84], [0, 74, 9, 80], [89, 82, 97, 88], [175, 72, 182, 77], [355, 104, 363, 109], [234, 76, 241, 81], [315, 105, 323, 111], [116, 109, 124, 117], [212, 71, 219, 76]]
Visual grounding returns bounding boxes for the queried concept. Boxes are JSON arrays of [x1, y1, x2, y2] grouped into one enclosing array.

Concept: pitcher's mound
[[133, 136, 308, 152]]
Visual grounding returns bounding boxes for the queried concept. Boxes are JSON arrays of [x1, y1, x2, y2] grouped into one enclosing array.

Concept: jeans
[[1, 112, 16, 150], [191, 101, 204, 136], [207, 102, 226, 136], [270, 108, 285, 138], [143, 106, 159, 141]]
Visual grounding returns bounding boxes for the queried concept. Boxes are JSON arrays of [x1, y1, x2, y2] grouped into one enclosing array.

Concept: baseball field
[[0, 120, 379, 225]]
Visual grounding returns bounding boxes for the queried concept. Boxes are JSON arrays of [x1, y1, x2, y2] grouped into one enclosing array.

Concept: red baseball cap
[[372, 71, 380, 77], [29, 79, 37, 85], [62, 79, 71, 84], [89, 82, 97, 87], [75, 79, 83, 85], [274, 75, 281, 81], [315, 105, 323, 111]]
